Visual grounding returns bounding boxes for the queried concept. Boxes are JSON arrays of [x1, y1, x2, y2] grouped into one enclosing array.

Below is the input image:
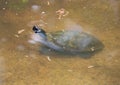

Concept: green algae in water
[[8, 0, 28, 11]]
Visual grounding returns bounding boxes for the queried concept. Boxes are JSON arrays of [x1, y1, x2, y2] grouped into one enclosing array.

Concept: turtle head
[[32, 26, 47, 40], [33, 26, 46, 35]]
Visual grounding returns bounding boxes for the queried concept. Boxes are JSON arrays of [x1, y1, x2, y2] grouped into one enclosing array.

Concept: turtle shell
[[47, 30, 104, 53]]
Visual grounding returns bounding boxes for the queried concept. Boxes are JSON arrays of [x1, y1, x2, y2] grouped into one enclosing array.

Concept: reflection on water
[[0, 0, 120, 85]]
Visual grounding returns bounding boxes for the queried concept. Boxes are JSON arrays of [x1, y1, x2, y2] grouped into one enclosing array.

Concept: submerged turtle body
[[32, 26, 104, 53], [47, 30, 104, 53]]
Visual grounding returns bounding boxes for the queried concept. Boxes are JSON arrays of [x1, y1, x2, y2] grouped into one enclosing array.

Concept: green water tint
[[0, 0, 28, 11]]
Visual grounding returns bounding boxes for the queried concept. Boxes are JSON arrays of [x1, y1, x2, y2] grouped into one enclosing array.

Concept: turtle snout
[[33, 26, 39, 33]]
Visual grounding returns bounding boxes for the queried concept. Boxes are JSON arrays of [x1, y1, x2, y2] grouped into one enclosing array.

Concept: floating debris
[[62, 29, 65, 32], [18, 29, 25, 34], [40, 11, 46, 18], [41, 11, 45, 14], [46, 56, 51, 61], [25, 55, 29, 57], [56, 8, 69, 19], [47, 1, 50, 5], [16, 13, 18, 16], [68, 69, 73, 72], [88, 65, 94, 69], [14, 34, 19, 38], [2, 8, 6, 10], [5, 1, 8, 4]]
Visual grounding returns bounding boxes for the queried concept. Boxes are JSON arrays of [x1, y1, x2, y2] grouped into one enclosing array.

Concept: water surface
[[0, 0, 120, 85]]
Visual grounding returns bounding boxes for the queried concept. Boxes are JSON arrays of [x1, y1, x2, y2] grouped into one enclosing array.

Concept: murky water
[[0, 0, 120, 85]]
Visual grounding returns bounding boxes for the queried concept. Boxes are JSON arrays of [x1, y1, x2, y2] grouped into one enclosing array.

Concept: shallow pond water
[[0, 0, 120, 85]]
